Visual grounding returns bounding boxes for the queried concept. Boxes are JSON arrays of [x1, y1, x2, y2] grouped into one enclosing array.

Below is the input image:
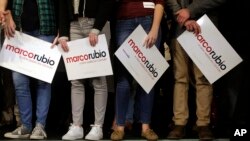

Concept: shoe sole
[[62, 136, 84, 140], [85, 137, 103, 140], [199, 137, 214, 140], [4, 133, 30, 139], [30, 136, 46, 140]]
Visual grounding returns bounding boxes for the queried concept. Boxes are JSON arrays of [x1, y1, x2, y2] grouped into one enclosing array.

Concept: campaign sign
[[177, 14, 243, 84], [0, 31, 61, 83], [60, 34, 113, 80], [115, 25, 169, 93]]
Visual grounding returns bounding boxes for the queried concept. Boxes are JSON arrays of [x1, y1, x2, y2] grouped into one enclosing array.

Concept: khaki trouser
[[171, 39, 213, 126]]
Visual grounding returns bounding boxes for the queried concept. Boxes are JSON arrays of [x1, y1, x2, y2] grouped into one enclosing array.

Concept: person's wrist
[[90, 28, 100, 35], [58, 36, 69, 42]]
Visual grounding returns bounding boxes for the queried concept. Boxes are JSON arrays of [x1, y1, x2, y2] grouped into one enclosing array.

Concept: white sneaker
[[4, 125, 31, 139], [85, 124, 103, 140], [62, 124, 84, 140], [30, 123, 47, 139]]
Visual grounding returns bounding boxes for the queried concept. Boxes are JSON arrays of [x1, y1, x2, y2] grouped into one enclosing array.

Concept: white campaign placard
[[0, 31, 61, 83], [115, 25, 169, 93], [177, 14, 243, 84], [60, 34, 113, 80]]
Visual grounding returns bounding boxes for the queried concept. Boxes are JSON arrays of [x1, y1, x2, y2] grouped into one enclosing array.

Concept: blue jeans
[[115, 16, 161, 125], [12, 30, 54, 131]]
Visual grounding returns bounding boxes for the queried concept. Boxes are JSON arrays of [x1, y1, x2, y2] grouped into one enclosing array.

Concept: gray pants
[[70, 18, 108, 126]]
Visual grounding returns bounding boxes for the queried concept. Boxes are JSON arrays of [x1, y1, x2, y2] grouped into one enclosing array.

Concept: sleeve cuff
[[58, 36, 69, 42], [90, 28, 100, 35]]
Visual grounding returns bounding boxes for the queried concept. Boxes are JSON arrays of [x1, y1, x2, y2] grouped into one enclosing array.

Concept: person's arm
[[175, 8, 190, 25], [53, 0, 71, 52], [0, 0, 8, 11], [144, 3, 164, 48], [88, 0, 115, 47], [0, 0, 8, 25], [183, 19, 201, 34], [175, 0, 226, 26], [166, 0, 182, 14], [166, 0, 184, 26], [0, 0, 16, 39], [187, 0, 226, 18]]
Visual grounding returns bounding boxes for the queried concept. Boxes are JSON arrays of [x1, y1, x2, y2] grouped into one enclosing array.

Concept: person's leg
[[111, 66, 132, 140], [136, 86, 155, 131], [85, 77, 108, 140], [0, 68, 15, 126], [138, 16, 160, 141], [167, 40, 190, 139], [111, 18, 136, 140], [62, 20, 86, 140], [35, 79, 51, 127], [3, 30, 45, 139], [194, 64, 213, 127], [4, 72, 33, 139], [92, 77, 108, 126], [126, 94, 135, 123], [69, 19, 88, 126], [12, 72, 32, 131], [171, 40, 190, 126], [61, 79, 85, 140], [31, 79, 51, 139], [27, 33, 54, 139], [71, 80, 85, 126], [115, 68, 133, 127], [193, 64, 214, 140], [14, 101, 21, 127], [34, 31, 54, 125], [125, 86, 135, 131]]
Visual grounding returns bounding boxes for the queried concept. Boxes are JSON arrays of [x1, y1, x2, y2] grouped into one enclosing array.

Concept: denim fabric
[[126, 89, 135, 123], [12, 30, 54, 131], [115, 16, 161, 125]]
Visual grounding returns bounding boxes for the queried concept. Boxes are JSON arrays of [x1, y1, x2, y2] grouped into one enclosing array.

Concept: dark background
[[1, 0, 250, 140]]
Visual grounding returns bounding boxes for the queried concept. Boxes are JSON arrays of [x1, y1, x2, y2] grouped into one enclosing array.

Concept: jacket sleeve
[[93, 0, 115, 32], [187, 0, 226, 18], [58, 0, 71, 38], [166, 0, 182, 14]]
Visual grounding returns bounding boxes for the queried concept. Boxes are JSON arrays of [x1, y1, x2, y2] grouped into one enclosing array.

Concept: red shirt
[[116, 0, 165, 20]]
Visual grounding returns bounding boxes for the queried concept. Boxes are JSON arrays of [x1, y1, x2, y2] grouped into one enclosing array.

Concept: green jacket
[[11, 0, 57, 35]]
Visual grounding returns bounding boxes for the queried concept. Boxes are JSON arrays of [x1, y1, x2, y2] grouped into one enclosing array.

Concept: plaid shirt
[[12, 0, 57, 35]]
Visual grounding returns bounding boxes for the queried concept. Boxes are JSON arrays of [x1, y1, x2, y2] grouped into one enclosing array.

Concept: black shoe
[[167, 125, 185, 139]]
